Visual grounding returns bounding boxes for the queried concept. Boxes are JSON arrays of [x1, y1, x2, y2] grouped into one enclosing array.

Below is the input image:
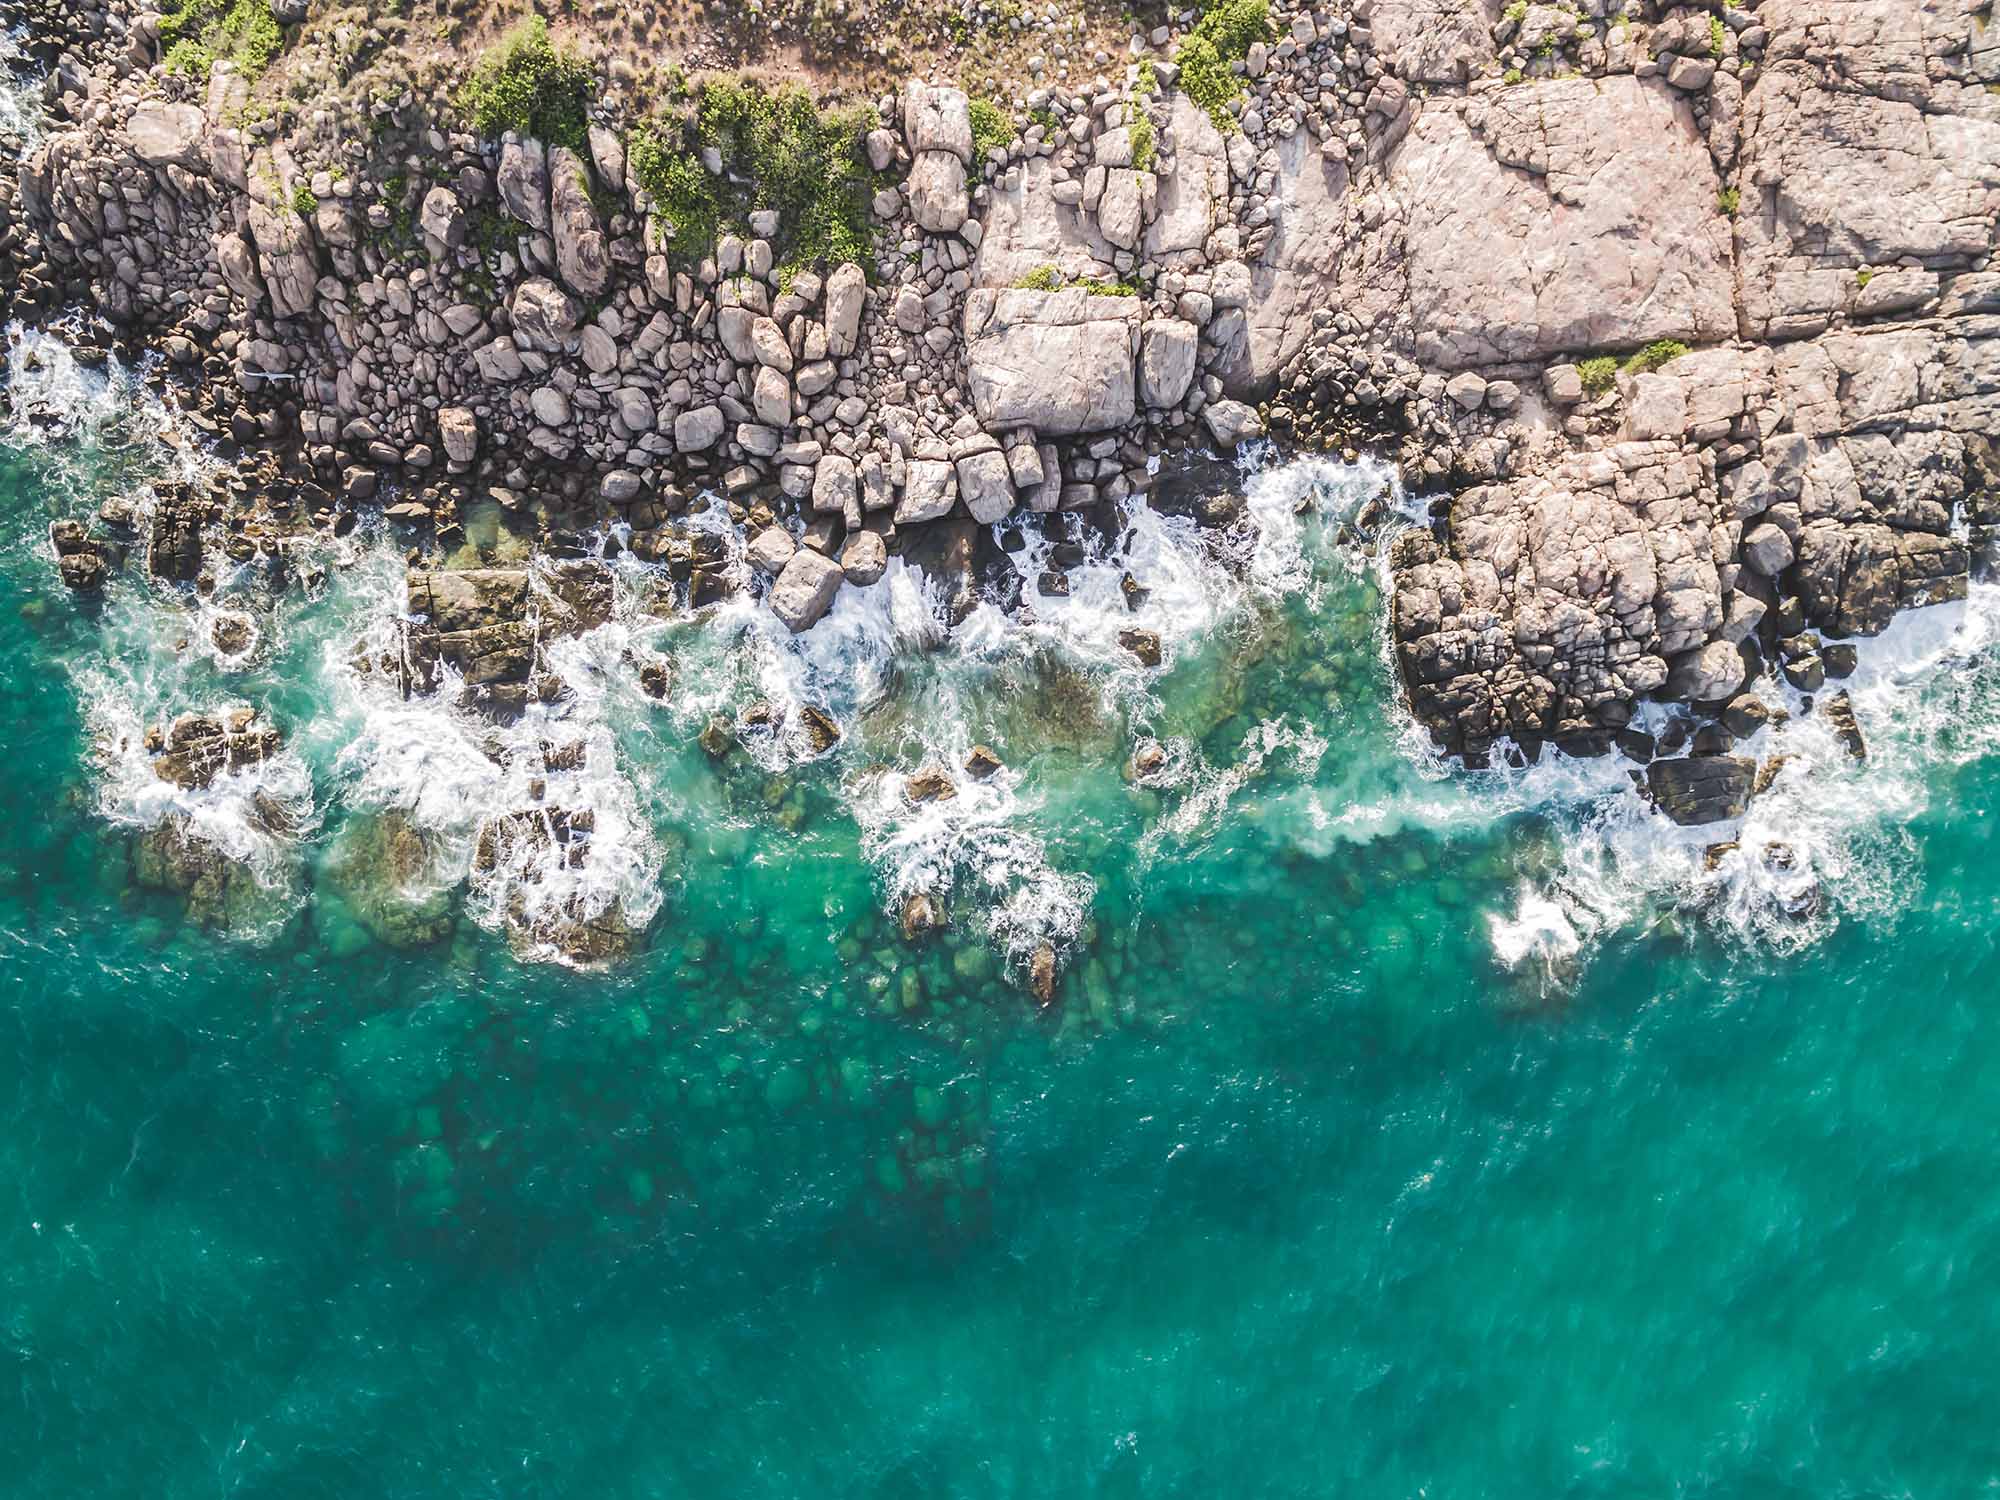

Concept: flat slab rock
[[963, 287, 1141, 437], [1388, 76, 1735, 370], [1647, 756, 1756, 827]]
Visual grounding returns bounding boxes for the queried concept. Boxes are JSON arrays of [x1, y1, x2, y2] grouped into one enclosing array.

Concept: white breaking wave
[[329, 543, 666, 967], [1490, 582, 2000, 976]]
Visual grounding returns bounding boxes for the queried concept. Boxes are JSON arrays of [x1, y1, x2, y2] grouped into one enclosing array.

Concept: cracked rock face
[[964, 288, 1141, 436], [1388, 76, 1736, 371]]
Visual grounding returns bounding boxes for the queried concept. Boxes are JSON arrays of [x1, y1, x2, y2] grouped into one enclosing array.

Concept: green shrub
[[158, 0, 283, 83], [1709, 14, 1726, 56], [1503, 0, 1528, 22], [1625, 339, 1690, 375], [1717, 185, 1739, 215], [1856, 268, 1874, 288], [461, 16, 592, 153], [632, 76, 875, 269], [627, 124, 718, 257], [1129, 108, 1155, 172], [1013, 265, 1063, 290], [1075, 276, 1140, 296], [290, 183, 318, 218], [1135, 58, 1160, 97], [968, 96, 1012, 159], [1577, 356, 1618, 396], [1175, 0, 1271, 128]]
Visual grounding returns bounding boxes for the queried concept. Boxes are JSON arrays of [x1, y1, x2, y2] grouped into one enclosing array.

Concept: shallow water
[[4, 331, 2000, 1495]]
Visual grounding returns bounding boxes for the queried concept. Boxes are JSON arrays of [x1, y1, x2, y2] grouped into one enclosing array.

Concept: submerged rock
[[321, 809, 455, 949]]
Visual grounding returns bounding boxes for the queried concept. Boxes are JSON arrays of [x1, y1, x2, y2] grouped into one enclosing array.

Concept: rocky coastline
[[5, 0, 2000, 951]]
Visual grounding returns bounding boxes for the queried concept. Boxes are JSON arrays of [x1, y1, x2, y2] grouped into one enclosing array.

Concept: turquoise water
[[4, 333, 2000, 1496]]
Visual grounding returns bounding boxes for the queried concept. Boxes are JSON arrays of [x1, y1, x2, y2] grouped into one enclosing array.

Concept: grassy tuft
[[1013, 265, 1063, 290], [159, 0, 283, 83], [631, 76, 876, 270], [1625, 339, 1690, 375], [1175, 0, 1271, 128], [290, 183, 318, 218], [1130, 108, 1155, 172], [460, 16, 593, 153], [1577, 356, 1618, 397], [968, 96, 1012, 160]]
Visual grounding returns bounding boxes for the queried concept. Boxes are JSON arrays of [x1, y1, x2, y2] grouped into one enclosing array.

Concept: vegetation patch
[[1012, 265, 1064, 291], [460, 15, 593, 153], [1129, 108, 1155, 173], [159, 0, 284, 83], [968, 96, 1012, 160], [290, 183, 318, 218], [1709, 14, 1727, 56], [1577, 356, 1619, 397], [629, 76, 876, 271], [1176, 0, 1271, 128], [1717, 185, 1739, 215], [1625, 339, 1690, 375]]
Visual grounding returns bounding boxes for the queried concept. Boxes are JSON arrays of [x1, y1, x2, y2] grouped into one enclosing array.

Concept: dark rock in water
[[409, 568, 528, 632], [1149, 450, 1242, 523], [56, 547, 106, 591], [147, 483, 204, 581], [698, 715, 732, 759], [1821, 690, 1867, 760], [541, 739, 587, 772], [636, 658, 671, 699], [1127, 738, 1168, 782], [900, 889, 941, 941], [1754, 754, 1792, 796], [798, 705, 841, 755], [132, 815, 264, 929], [905, 766, 956, 804], [1822, 643, 1858, 679], [1646, 755, 1756, 826], [964, 745, 1003, 779], [1614, 729, 1657, 763], [323, 809, 455, 949], [1657, 718, 1693, 756], [1690, 722, 1734, 757], [1781, 653, 1826, 692], [1120, 572, 1149, 609], [1117, 627, 1163, 668], [1037, 569, 1070, 597], [149, 709, 282, 789], [1722, 693, 1780, 738], [1029, 942, 1058, 1006], [1703, 841, 1739, 871], [211, 613, 253, 655]]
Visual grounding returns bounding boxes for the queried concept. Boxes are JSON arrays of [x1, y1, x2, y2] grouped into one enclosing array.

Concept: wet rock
[[964, 745, 1002, 779], [1821, 690, 1867, 760], [900, 889, 942, 941], [768, 547, 844, 632], [210, 613, 254, 655], [1029, 942, 1058, 1006], [798, 705, 842, 755], [149, 709, 282, 790], [1117, 627, 1163, 668], [1646, 756, 1756, 826], [904, 766, 957, 803]]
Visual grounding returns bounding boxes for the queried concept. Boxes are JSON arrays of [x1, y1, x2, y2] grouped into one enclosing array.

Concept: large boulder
[[508, 277, 580, 350], [128, 102, 207, 169], [548, 147, 610, 297], [824, 262, 867, 357], [1646, 756, 1756, 827], [901, 81, 974, 161], [1139, 319, 1198, 408], [907, 152, 969, 233], [963, 288, 1140, 436], [769, 548, 844, 632], [244, 196, 318, 318], [497, 137, 551, 230]]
